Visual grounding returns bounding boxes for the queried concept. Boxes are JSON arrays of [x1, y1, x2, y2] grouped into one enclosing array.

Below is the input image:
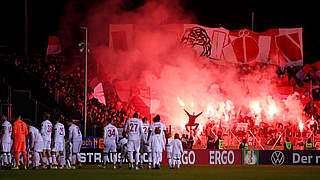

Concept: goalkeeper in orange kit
[[12, 115, 28, 170]]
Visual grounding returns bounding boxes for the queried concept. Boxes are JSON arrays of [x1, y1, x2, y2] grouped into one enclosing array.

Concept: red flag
[[46, 36, 62, 55]]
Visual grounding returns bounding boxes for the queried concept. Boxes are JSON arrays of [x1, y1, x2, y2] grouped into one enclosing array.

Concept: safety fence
[[79, 138, 320, 166]]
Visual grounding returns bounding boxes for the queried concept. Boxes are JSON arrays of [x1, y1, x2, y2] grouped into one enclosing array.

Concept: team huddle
[[102, 113, 184, 169], [1, 112, 183, 170], [0, 113, 83, 169]]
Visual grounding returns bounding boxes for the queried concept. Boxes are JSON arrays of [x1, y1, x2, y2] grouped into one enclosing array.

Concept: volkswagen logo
[[271, 151, 285, 165]]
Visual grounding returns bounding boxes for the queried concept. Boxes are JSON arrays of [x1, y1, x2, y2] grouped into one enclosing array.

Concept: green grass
[[1, 165, 320, 180]]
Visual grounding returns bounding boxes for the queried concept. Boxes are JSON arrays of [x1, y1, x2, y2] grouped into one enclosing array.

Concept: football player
[[52, 117, 65, 169], [1, 114, 12, 168], [67, 120, 82, 169], [118, 131, 128, 168], [172, 133, 183, 168], [29, 122, 44, 169], [150, 127, 165, 169], [140, 117, 152, 168], [40, 112, 53, 168], [124, 113, 143, 170], [102, 118, 118, 169], [166, 133, 173, 168]]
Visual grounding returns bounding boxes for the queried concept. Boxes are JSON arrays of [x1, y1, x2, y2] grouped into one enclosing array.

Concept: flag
[[93, 83, 106, 105], [46, 36, 62, 55]]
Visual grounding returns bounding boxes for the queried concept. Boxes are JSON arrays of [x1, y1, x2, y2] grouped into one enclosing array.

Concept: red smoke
[[60, 0, 306, 143]]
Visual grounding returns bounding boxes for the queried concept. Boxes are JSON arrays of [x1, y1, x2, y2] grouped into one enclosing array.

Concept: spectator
[[206, 136, 215, 149]]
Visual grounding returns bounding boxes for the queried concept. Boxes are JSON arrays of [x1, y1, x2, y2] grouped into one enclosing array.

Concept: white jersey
[[172, 139, 183, 155], [103, 124, 118, 144], [124, 118, 143, 141], [150, 122, 166, 138], [41, 120, 53, 141], [29, 126, 43, 147], [150, 134, 165, 152], [166, 138, 173, 152], [1, 121, 12, 143], [54, 122, 65, 143], [141, 123, 150, 143], [69, 124, 82, 142]]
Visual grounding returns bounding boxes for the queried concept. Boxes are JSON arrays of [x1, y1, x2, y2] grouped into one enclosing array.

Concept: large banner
[[162, 149, 242, 165], [80, 149, 242, 165], [259, 150, 320, 165], [109, 24, 303, 66]]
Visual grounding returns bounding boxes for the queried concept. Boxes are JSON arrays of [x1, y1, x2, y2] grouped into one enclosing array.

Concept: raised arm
[[184, 109, 191, 116], [195, 112, 203, 117]]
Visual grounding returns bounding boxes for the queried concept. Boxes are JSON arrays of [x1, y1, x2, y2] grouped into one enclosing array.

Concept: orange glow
[[299, 120, 304, 133]]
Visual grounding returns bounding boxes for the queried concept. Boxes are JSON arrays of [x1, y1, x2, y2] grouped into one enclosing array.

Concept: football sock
[[168, 158, 172, 168], [129, 152, 134, 164], [135, 152, 140, 165], [103, 155, 108, 165], [60, 155, 64, 167], [48, 157, 52, 165], [112, 153, 117, 165], [52, 154, 57, 165], [3, 153, 8, 165], [72, 154, 76, 166], [34, 152, 40, 167]]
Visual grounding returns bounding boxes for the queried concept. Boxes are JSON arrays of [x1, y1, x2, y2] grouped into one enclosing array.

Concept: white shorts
[[43, 140, 51, 150], [127, 140, 140, 152], [103, 142, 117, 153], [1, 142, 11, 152], [140, 143, 151, 153], [34, 141, 44, 152], [72, 141, 82, 153], [52, 142, 64, 152]]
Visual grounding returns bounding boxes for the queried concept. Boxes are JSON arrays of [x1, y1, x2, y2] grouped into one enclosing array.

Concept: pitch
[[1, 165, 320, 180]]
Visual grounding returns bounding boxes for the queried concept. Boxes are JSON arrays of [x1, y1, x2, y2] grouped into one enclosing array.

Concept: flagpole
[[251, 11, 254, 31], [24, 0, 28, 61], [80, 26, 88, 137]]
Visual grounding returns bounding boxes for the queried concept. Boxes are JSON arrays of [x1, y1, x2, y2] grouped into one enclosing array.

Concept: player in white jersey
[[1, 114, 12, 168], [124, 113, 143, 170], [140, 117, 152, 169], [52, 118, 65, 169], [147, 115, 167, 165], [118, 131, 128, 168], [172, 133, 183, 168], [67, 120, 82, 169], [29, 122, 44, 169], [40, 112, 53, 168], [166, 133, 174, 168], [102, 118, 118, 169], [150, 127, 165, 169]]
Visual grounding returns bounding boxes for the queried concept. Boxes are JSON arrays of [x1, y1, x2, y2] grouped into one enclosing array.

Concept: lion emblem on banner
[[181, 27, 212, 57]]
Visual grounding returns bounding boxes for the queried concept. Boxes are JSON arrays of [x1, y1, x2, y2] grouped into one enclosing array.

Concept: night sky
[[0, 0, 319, 64]]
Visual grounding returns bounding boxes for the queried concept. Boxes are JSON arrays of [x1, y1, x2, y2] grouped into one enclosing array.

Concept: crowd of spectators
[[6, 55, 141, 136], [4, 54, 320, 143]]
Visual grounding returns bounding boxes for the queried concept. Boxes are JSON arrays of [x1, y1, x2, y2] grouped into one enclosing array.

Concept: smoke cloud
[[61, 0, 304, 137]]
